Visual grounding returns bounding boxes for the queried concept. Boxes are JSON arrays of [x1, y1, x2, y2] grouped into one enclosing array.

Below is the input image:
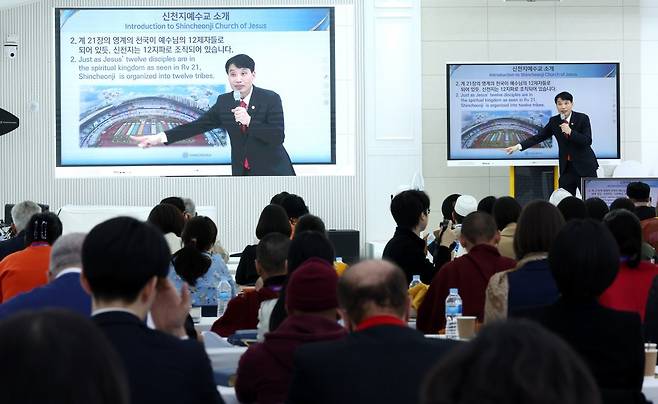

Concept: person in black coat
[[288, 260, 457, 404], [0, 200, 42, 261]]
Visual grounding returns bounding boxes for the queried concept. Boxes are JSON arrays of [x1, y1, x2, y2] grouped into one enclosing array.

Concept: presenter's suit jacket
[[287, 325, 458, 404], [519, 111, 598, 176], [93, 311, 224, 404], [0, 272, 90, 320], [165, 86, 295, 176]]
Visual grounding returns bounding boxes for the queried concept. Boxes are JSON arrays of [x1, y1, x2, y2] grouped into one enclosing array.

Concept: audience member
[[492, 196, 521, 259], [417, 212, 515, 333], [599, 209, 658, 321], [160, 196, 187, 216], [287, 260, 457, 404], [484, 201, 564, 322], [236, 204, 291, 286], [441, 194, 461, 221], [0, 309, 130, 404], [270, 191, 291, 206], [610, 197, 636, 213], [476, 196, 496, 215], [549, 188, 571, 206], [532, 219, 645, 404], [627, 181, 656, 221], [0, 233, 90, 319], [294, 214, 327, 235], [643, 276, 658, 342], [421, 320, 602, 404], [585, 197, 610, 221], [451, 195, 478, 257], [236, 258, 346, 404], [81, 217, 223, 404], [147, 203, 185, 254], [280, 194, 309, 235], [557, 196, 587, 222], [182, 197, 197, 218], [0, 201, 41, 261], [0, 212, 62, 303], [212, 233, 290, 337]]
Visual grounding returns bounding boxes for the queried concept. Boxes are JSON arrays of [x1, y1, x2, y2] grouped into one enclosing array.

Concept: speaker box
[[327, 229, 360, 264], [4, 204, 50, 225]]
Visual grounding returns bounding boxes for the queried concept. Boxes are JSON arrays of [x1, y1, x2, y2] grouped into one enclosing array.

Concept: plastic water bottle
[[217, 279, 231, 317], [445, 288, 462, 340], [409, 275, 421, 289]]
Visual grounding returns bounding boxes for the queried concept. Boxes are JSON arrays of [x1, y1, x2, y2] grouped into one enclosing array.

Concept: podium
[[510, 166, 559, 206]]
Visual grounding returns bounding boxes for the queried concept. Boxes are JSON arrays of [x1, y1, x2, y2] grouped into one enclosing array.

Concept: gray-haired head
[[49, 233, 86, 277], [183, 198, 196, 217], [10, 201, 42, 233]]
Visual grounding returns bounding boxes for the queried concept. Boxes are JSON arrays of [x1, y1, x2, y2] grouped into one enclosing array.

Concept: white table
[[218, 386, 238, 404], [643, 368, 658, 403], [195, 317, 219, 333]]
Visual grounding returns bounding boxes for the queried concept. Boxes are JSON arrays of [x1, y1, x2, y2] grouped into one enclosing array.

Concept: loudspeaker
[[327, 229, 360, 265], [4, 204, 50, 225]]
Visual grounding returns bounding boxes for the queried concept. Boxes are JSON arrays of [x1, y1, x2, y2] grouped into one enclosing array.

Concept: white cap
[[454, 195, 477, 217], [549, 188, 572, 206]]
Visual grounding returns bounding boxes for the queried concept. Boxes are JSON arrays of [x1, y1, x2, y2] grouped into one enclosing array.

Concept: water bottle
[[445, 288, 462, 340], [217, 278, 231, 317], [409, 275, 421, 289]]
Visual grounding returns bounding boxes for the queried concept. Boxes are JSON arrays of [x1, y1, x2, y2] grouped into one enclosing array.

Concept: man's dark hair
[[549, 219, 619, 299], [584, 197, 610, 222], [256, 233, 291, 275], [554, 91, 573, 103], [627, 181, 651, 202], [288, 231, 335, 276], [603, 209, 643, 268], [492, 196, 521, 231], [82, 217, 170, 302], [25, 212, 63, 245], [477, 196, 496, 215], [442, 194, 461, 221], [255, 204, 291, 240], [147, 203, 185, 237], [610, 197, 636, 213], [172, 216, 217, 286], [557, 196, 587, 222], [280, 194, 309, 221], [295, 214, 326, 235], [0, 309, 130, 404], [421, 319, 601, 404], [160, 196, 185, 213], [514, 200, 564, 260], [225, 54, 255, 73], [390, 190, 430, 229], [270, 191, 291, 206], [460, 212, 497, 246], [337, 262, 408, 324]]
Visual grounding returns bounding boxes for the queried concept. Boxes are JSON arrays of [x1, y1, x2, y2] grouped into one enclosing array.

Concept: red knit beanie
[[286, 257, 338, 312]]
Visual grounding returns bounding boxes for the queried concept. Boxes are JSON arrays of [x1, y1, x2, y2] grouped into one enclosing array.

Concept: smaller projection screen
[[446, 62, 620, 166], [582, 177, 658, 206]]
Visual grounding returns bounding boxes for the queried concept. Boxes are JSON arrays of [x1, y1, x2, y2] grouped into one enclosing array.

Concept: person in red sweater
[[599, 209, 658, 321], [417, 212, 515, 333], [211, 233, 289, 337], [0, 212, 62, 303]]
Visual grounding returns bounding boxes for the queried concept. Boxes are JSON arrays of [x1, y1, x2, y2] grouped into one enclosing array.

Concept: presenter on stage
[[505, 91, 598, 195], [131, 54, 295, 176]]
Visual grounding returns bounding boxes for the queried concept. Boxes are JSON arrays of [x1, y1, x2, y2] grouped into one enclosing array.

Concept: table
[[218, 386, 238, 404], [643, 368, 658, 403]]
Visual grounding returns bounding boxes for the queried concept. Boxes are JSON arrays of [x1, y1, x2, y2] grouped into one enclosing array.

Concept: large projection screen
[[446, 62, 621, 167], [55, 7, 348, 177]]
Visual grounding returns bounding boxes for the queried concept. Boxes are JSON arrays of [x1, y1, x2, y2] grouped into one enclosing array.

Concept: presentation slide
[[55, 7, 338, 177], [447, 63, 620, 165], [582, 178, 658, 206]]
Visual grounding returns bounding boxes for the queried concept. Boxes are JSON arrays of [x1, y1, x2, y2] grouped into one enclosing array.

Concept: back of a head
[[453, 195, 477, 224], [441, 194, 461, 221], [610, 197, 636, 213], [10, 201, 42, 233], [287, 231, 335, 275], [286, 257, 339, 314], [557, 196, 587, 222], [256, 232, 291, 276], [460, 212, 497, 246], [160, 196, 186, 213], [0, 309, 129, 404], [477, 196, 496, 215], [294, 214, 327, 235], [626, 181, 650, 202], [603, 209, 642, 268], [280, 194, 309, 220], [549, 219, 619, 299], [270, 191, 291, 206], [513, 200, 564, 260], [337, 260, 408, 325], [147, 203, 185, 237], [25, 212, 63, 245], [173, 216, 217, 286], [549, 188, 572, 206], [422, 320, 601, 404], [390, 190, 430, 229], [49, 232, 86, 276], [584, 197, 609, 222], [255, 204, 291, 239], [82, 217, 170, 303], [492, 196, 521, 231]]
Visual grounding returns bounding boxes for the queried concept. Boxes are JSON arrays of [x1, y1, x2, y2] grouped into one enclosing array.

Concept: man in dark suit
[[132, 54, 295, 176], [627, 181, 656, 221], [81, 216, 224, 404], [0, 201, 42, 262], [505, 92, 598, 195], [287, 260, 457, 404], [0, 233, 90, 319]]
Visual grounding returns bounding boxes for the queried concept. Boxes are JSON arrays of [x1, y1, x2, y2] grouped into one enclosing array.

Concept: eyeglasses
[[424, 208, 431, 215]]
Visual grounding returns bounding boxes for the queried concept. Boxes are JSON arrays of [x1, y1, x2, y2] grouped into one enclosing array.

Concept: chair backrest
[[642, 218, 658, 250]]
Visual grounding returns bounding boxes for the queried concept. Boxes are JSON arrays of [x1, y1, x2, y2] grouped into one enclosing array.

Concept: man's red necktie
[[240, 100, 250, 170], [563, 119, 571, 161]]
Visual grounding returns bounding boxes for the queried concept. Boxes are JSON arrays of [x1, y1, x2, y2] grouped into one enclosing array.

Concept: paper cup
[[457, 316, 477, 340], [645, 349, 657, 377]]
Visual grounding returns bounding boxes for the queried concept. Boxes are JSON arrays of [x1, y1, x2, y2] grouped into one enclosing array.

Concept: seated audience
[[476, 196, 496, 214], [492, 196, 521, 259], [287, 260, 457, 404], [451, 195, 478, 257], [294, 214, 326, 235], [557, 196, 588, 222], [549, 188, 571, 206], [441, 193, 461, 222], [533, 219, 646, 404], [236, 204, 291, 286], [160, 196, 187, 217], [147, 203, 185, 254], [599, 209, 658, 321], [0, 309, 129, 404], [169, 216, 236, 314], [485, 201, 564, 322], [236, 258, 346, 404], [627, 181, 656, 221], [585, 197, 610, 222], [280, 194, 310, 236], [0, 233, 90, 319], [270, 191, 291, 206], [0, 201, 41, 261], [610, 197, 636, 213], [212, 233, 290, 337], [182, 197, 197, 219], [81, 217, 223, 404], [0, 212, 62, 303], [417, 212, 515, 333], [421, 320, 602, 404]]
